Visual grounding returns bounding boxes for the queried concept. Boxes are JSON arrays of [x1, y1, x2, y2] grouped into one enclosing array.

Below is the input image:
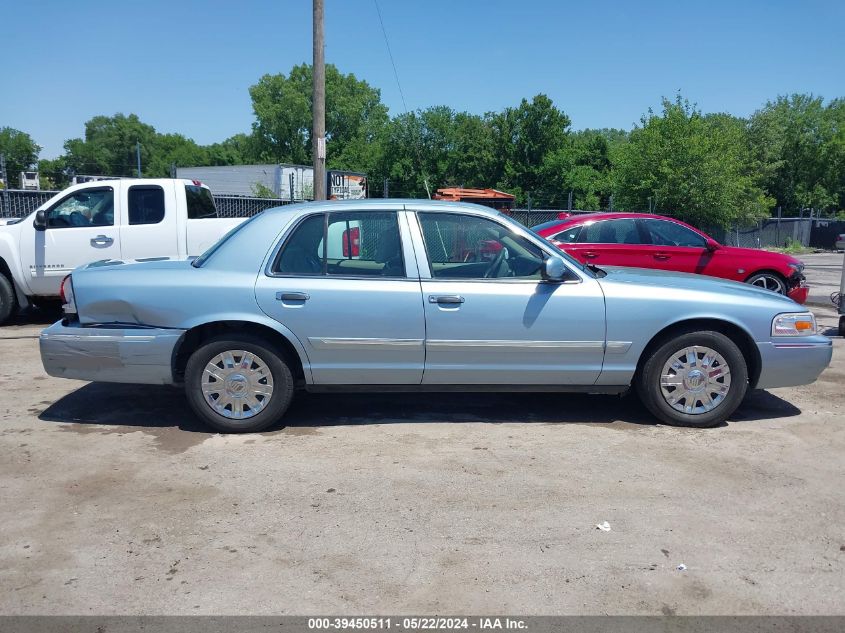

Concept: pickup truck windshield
[[186, 185, 218, 219]]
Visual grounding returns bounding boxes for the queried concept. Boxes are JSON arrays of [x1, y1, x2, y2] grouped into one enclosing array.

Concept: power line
[[373, 0, 408, 115], [373, 0, 430, 198]]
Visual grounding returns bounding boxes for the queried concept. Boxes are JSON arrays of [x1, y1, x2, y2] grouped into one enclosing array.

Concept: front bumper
[[754, 335, 833, 389], [39, 320, 184, 385]]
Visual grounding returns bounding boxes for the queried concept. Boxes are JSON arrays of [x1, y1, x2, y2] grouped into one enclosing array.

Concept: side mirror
[[705, 238, 720, 252], [33, 209, 47, 231], [543, 256, 567, 281]]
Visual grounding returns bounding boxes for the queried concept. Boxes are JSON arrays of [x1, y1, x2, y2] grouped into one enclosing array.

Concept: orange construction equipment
[[433, 187, 515, 212]]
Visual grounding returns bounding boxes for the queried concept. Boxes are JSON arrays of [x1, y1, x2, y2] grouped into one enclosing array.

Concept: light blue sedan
[[40, 201, 832, 432]]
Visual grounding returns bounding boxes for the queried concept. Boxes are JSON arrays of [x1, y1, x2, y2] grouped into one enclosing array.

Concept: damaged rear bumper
[[39, 320, 183, 385]]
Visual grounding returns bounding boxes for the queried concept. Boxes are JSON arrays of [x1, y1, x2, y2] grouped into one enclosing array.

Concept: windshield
[[192, 214, 261, 268], [497, 212, 593, 276], [531, 219, 566, 232]]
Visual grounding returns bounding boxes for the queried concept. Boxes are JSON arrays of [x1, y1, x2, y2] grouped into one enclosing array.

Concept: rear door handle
[[276, 291, 310, 301], [429, 295, 465, 305], [90, 234, 113, 247], [653, 252, 670, 260], [583, 251, 598, 259]]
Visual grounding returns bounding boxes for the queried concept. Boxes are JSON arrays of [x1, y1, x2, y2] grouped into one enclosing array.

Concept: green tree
[[63, 113, 158, 177], [0, 127, 41, 188], [613, 96, 772, 227], [249, 64, 389, 168], [489, 94, 571, 205], [541, 129, 626, 209], [749, 94, 844, 214]]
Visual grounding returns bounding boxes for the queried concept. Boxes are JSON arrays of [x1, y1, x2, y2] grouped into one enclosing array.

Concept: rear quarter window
[[185, 185, 218, 219]]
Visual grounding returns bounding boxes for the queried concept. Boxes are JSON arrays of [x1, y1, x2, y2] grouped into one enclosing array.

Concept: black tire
[[839, 316, 845, 338], [636, 330, 748, 428], [184, 333, 294, 433], [0, 274, 17, 325], [745, 271, 787, 295]]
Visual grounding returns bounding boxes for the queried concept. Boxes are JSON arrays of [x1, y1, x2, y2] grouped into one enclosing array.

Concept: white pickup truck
[[0, 178, 245, 323]]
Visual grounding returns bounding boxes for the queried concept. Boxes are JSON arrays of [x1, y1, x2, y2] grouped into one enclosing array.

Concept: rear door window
[[185, 185, 218, 219], [579, 219, 644, 244], [128, 185, 165, 225], [273, 211, 405, 278]]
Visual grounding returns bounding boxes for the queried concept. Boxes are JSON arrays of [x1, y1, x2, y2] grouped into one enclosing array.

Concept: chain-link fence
[[214, 196, 293, 217], [3, 188, 839, 250], [0, 189, 294, 220], [0, 189, 56, 218], [707, 218, 814, 249]]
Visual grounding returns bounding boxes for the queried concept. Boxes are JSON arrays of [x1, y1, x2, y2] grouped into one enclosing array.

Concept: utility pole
[[383, 178, 389, 198], [136, 141, 142, 178], [312, 0, 326, 200]]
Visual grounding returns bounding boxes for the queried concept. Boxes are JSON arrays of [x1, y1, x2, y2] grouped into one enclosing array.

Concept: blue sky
[[3, 0, 843, 158]]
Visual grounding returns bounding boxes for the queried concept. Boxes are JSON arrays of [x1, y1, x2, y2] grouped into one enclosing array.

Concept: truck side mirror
[[33, 210, 47, 231]]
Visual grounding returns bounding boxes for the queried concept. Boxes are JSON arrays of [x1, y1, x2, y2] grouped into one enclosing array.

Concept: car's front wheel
[[184, 334, 294, 433], [636, 330, 748, 428], [745, 271, 787, 295]]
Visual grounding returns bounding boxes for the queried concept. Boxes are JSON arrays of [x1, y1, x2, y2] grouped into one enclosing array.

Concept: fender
[[0, 224, 34, 304], [178, 311, 314, 383]]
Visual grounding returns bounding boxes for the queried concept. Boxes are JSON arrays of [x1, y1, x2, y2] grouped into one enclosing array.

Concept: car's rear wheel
[[636, 331, 748, 428], [745, 271, 787, 295], [185, 334, 294, 433]]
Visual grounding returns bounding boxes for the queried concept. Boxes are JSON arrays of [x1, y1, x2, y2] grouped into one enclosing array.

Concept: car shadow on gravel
[[38, 382, 801, 437]]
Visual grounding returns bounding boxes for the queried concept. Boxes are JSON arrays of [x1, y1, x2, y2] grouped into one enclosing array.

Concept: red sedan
[[533, 213, 809, 304]]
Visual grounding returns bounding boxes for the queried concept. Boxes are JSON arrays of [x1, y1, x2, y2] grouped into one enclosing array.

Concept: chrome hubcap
[[659, 346, 731, 415], [750, 275, 785, 294], [201, 350, 274, 420]]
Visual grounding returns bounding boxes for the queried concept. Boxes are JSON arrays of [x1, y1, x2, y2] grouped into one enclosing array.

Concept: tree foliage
[[249, 63, 388, 168], [613, 96, 773, 227], [0, 127, 41, 188], [749, 94, 844, 213], [11, 62, 845, 228]]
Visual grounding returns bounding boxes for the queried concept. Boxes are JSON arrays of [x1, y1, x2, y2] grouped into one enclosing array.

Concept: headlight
[[772, 312, 816, 336], [788, 262, 804, 274]]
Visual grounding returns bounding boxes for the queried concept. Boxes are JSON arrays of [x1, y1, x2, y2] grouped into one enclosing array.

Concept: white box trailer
[[176, 164, 314, 200], [175, 165, 367, 200]]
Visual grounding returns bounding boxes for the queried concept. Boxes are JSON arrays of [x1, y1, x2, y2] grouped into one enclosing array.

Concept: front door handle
[[276, 291, 310, 301], [429, 295, 465, 305], [583, 251, 598, 259], [90, 234, 113, 247], [653, 252, 670, 261]]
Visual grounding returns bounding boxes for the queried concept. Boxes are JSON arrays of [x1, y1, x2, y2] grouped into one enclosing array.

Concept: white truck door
[[19, 185, 120, 297], [119, 182, 178, 260]]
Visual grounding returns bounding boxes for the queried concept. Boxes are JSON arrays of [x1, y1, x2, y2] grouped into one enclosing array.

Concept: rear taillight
[[342, 227, 361, 257], [60, 275, 77, 314]]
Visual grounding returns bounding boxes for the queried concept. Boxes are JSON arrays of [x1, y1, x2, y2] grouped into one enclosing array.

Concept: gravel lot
[[0, 306, 842, 616]]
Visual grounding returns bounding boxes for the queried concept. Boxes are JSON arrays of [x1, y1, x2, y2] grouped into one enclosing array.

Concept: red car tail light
[[60, 275, 77, 314]]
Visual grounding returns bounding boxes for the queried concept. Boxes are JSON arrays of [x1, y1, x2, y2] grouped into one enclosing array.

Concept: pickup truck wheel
[[0, 275, 17, 325], [636, 331, 748, 428], [185, 334, 294, 433]]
